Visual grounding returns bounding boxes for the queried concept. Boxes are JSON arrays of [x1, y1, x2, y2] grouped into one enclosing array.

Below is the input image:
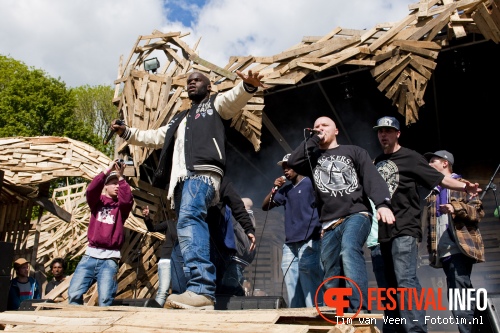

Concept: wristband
[[463, 183, 468, 194]]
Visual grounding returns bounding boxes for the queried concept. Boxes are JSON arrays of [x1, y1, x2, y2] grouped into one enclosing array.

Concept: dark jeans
[[381, 236, 427, 333], [370, 244, 397, 333], [442, 253, 476, 333]]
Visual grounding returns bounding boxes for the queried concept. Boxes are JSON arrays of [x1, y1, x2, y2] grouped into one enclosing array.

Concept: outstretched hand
[[464, 180, 481, 198], [236, 70, 265, 88]]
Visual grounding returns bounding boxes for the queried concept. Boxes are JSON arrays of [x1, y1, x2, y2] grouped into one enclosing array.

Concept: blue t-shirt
[[273, 177, 322, 243]]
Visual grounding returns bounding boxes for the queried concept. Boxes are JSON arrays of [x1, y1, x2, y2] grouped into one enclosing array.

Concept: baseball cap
[[277, 154, 291, 166], [14, 258, 28, 269], [105, 172, 119, 184], [373, 116, 400, 131], [424, 150, 454, 165]]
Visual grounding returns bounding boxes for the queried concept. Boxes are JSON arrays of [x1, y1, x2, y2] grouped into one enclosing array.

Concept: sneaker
[[166, 291, 214, 310]]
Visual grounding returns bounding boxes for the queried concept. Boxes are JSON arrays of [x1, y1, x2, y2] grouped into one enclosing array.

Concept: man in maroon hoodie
[[68, 159, 134, 306]]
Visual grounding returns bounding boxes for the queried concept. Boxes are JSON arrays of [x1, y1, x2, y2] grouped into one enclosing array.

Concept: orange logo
[[315, 276, 363, 324]]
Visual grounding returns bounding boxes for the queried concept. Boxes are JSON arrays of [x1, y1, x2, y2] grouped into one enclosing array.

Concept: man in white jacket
[[111, 70, 263, 310]]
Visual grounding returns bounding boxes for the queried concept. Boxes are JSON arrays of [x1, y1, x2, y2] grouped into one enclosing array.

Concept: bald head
[[187, 72, 212, 103], [313, 116, 339, 149]]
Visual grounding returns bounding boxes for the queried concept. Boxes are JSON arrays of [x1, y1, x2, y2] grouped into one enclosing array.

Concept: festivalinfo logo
[[315, 276, 488, 325]]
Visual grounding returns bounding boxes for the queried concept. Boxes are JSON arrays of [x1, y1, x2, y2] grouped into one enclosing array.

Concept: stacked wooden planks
[[112, 0, 500, 180], [0, 304, 383, 333]]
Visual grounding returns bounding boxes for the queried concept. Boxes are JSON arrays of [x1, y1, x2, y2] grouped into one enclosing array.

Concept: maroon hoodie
[[86, 172, 134, 251]]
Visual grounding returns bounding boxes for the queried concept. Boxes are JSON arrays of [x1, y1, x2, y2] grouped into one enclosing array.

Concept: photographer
[[67, 159, 134, 306]]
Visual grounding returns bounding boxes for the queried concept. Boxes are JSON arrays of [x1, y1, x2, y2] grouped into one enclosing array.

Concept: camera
[[117, 159, 133, 167], [115, 119, 125, 126]]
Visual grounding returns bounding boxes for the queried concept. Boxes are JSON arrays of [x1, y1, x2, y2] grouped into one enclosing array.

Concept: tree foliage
[[71, 85, 118, 157], [0, 55, 102, 149]]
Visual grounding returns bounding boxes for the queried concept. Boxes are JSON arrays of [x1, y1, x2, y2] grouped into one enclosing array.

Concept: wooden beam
[[33, 196, 72, 223], [189, 54, 237, 80]]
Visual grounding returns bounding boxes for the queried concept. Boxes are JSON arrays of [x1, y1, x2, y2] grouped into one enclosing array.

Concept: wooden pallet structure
[[113, 0, 500, 182], [0, 137, 170, 304], [0, 303, 383, 333]]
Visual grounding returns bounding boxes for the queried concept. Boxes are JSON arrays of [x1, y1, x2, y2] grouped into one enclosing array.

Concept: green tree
[[0, 55, 100, 147], [71, 85, 118, 157]]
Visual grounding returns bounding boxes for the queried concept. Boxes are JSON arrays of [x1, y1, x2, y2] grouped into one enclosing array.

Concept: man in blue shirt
[[262, 154, 323, 308]]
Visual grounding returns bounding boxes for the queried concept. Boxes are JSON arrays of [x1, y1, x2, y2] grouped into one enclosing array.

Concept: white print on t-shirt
[[97, 207, 116, 225], [314, 155, 357, 196], [375, 159, 398, 197]]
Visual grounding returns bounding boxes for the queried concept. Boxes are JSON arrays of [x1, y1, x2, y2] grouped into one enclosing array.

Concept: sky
[[1, 0, 415, 88]]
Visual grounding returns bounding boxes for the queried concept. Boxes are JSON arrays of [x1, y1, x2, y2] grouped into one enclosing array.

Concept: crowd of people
[[7, 70, 487, 333]]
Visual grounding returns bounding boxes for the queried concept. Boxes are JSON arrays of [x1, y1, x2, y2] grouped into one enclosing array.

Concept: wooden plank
[[371, 53, 403, 78], [307, 36, 360, 58], [477, 2, 500, 42], [369, 14, 417, 52], [385, 70, 410, 99], [409, 58, 432, 79], [443, 0, 467, 38], [0, 312, 119, 326], [319, 47, 362, 71], [392, 40, 442, 50], [3, 325, 109, 332], [378, 55, 412, 92], [472, 7, 495, 41], [490, 1, 500, 31], [409, 2, 458, 41], [398, 44, 439, 59], [189, 54, 237, 81]]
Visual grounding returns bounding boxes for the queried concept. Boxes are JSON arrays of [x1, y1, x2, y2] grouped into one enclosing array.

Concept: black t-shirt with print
[[374, 147, 444, 242]]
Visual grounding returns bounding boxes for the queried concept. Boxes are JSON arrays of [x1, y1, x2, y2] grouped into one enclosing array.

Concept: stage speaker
[[473, 294, 500, 333], [18, 299, 55, 311], [0, 242, 14, 276], [215, 295, 287, 310], [111, 298, 162, 308]]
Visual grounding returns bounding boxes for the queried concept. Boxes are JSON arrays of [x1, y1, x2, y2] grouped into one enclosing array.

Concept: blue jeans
[[170, 241, 188, 295], [442, 253, 475, 333], [282, 238, 324, 308], [174, 177, 216, 299], [68, 255, 118, 306], [155, 258, 171, 306], [321, 213, 371, 312], [381, 236, 427, 332]]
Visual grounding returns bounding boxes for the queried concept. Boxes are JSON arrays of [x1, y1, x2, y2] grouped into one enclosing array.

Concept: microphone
[[103, 128, 117, 145], [305, 128, 321, 135], [272, 176, 287, 194], [103, 120, 124, 145]]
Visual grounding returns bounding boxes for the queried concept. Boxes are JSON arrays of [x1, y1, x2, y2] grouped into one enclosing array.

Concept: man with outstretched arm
[[110, 70, 263, 310]]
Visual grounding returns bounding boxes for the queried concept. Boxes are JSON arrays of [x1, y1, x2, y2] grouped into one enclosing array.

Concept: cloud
[[1, 0, 414, 87]]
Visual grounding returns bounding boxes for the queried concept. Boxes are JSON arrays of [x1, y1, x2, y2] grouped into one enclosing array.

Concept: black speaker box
[[0, 275, 10, 312], [0, 242, 14, 276], [18, 299, 56, 311], [111, 298, 162, 308], [473, 294, 500, 333], [215, 295, 287, 310]]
